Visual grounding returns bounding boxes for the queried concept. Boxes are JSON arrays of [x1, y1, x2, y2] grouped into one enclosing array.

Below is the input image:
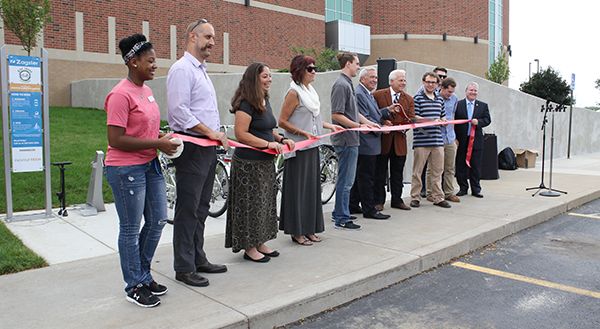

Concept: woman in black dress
[[225, 62, 295, 262], [278, 55, 342, 245]]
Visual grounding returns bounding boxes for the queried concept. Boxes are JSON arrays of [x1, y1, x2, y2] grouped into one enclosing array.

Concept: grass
[[0, 106, 110, 275], [0, 107, 113, 213], [0, 221, 47, 274]]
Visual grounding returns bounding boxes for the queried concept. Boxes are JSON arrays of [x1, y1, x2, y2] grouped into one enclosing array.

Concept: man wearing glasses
[[410, 72, 451, 209], [426, 77, 461, 203], [417, 67, 447, 198], [167, 19, 229, 287]]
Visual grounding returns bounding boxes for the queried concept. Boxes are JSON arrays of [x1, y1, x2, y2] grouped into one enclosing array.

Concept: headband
[[123, 41, 148, 64]]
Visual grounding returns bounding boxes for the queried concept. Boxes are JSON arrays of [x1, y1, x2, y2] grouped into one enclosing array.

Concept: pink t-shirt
[[104, 79, 160, 166]]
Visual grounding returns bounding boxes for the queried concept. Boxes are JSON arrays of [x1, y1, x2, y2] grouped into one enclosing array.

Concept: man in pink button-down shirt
[[167, 19, 229, 287]]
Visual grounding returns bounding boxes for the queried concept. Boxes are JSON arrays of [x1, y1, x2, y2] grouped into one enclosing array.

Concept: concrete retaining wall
[[72, 61, 600, 160]]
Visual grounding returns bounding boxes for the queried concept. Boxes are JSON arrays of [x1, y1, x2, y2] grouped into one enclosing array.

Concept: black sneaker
[[126, 284, 161, 308], [334, 221, 361, 230], [148, 280, 168, 296]]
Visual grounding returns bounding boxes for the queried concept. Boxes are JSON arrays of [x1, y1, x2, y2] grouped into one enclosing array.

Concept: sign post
[[1, 46, 52, 220], [567, 73, 575, 159]]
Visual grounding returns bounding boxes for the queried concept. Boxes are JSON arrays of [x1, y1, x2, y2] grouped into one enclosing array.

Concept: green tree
[[0, 0, 52, 56], [519, 67, 573, 105], [289, 46, 338, 72], [485, 51, 510, 84]]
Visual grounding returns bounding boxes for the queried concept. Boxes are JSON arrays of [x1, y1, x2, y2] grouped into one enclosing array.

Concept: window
[[325, 0, 353, 22], [488, 0, 503, 66]]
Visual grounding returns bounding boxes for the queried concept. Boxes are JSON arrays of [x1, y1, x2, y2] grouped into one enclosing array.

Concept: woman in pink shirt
[[104, 34, 178, 308]]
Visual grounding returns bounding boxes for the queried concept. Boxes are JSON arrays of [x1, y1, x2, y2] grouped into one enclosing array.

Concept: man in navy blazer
[[454, 82, 491, 198], [350, 67, 393, 219]]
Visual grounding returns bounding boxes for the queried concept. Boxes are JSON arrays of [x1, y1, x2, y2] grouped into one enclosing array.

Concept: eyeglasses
[[189, 18, 209, 32], [306, 66, 317, 73], [438, 75, 447, 79], [424, 80, 438, 84]]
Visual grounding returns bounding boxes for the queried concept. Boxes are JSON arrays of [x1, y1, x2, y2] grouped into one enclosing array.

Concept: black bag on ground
[[498, 147, 517, 170]]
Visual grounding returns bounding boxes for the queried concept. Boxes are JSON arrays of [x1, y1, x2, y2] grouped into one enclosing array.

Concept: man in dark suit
[[454, 82, 491, 198], [350, 67, 392, 219], [372, 69, 415, 211]]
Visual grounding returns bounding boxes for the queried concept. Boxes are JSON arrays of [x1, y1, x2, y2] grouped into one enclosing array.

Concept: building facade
[[0, 0, 508, 106]]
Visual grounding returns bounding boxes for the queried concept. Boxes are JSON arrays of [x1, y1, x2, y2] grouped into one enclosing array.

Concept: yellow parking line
[[452, 261, 600, 299], [567, 212, 600, 220]]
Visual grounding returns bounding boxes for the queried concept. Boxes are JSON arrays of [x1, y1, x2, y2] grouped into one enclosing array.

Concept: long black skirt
[[279, 147, 324, 235], [225, 155, 278, 253]]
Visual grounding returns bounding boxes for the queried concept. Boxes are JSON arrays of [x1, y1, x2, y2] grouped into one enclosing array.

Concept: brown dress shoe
[[445, 195, 460, 203], [409, 200, 420, 208], [390, 201, 411, 210], [426, 196, 434, 202], [434, 200, 451, 208]]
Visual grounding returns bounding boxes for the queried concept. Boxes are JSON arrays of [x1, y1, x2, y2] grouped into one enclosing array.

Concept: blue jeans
[[105, 158, 168, 292], [332, 146, 358, 225]]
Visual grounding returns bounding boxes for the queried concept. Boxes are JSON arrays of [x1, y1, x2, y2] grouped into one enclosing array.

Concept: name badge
[[148, 95, 155, 103]]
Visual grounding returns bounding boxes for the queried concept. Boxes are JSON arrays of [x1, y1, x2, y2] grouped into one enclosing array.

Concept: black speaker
[[481, 133, 499, 180], [376, 58, 397, 90]]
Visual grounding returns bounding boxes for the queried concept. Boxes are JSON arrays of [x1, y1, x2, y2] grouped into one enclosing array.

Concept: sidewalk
[[2, 154, 600, 329]]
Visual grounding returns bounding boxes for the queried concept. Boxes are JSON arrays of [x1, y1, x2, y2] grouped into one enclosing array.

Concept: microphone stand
[[525, 101, 551, 196], [539, 103, 567, 197]]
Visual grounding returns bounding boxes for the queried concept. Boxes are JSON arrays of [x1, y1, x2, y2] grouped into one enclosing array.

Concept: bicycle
[[318, 144, 337, 204], [158, 125, 233, 220], [274, 143, 337, 216], [159, 126, 338, 220]]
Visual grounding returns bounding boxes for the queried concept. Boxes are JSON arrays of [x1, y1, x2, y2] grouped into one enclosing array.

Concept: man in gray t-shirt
[[330, 52, 378, 230]]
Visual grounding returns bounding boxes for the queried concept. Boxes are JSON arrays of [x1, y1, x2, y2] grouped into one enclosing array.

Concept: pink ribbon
[[173, 119, 471, 155]]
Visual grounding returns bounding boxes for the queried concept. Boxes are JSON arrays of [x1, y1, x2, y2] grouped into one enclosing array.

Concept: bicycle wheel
[[275, 166, 284, 217], [208, 160, 229, 218], [320, 154, 338, 204], [159, 154, 177, 221]]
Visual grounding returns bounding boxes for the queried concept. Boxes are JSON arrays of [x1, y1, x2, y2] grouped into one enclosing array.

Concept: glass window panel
[[326, 0, 334, 10], [343, 0, 352, 14], [325, 11, 334, 22]]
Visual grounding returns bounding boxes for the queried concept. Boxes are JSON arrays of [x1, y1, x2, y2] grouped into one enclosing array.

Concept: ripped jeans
[[105, 158, 167, 292]]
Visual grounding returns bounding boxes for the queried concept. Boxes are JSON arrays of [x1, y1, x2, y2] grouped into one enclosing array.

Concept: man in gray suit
[[349, 68, 395, 220]]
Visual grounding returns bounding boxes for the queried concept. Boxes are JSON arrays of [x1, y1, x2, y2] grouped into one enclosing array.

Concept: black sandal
[[305, 234, 322, 243], [291, 236, 313, 246]]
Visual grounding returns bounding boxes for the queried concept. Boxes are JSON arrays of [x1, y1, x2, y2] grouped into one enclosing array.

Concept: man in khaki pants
[[426, 77, 460, 203], [410, 72, 450, 209]]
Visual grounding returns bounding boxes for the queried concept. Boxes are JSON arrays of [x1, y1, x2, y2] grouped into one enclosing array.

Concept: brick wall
[[2, 1, 324, 69], [354, 0, 489, 39]]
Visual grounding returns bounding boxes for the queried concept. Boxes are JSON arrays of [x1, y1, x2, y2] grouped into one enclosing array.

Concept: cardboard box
[[512, 148, 538, 168]]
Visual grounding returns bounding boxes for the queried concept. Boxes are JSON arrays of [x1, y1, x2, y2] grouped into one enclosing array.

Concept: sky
[[509, 0, 597, 107]]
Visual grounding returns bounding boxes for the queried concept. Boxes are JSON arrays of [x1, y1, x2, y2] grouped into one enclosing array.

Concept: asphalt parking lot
[[289, 198, 600, 329]]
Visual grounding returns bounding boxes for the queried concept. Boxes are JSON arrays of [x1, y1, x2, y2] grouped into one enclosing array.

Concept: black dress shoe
[[175, 272, 209, 287], [390, 202, 411, 210], [472, 193, 484, 198], [259, 250, 280, 257], [363, 212, 390, 220], [410, 200, 420, 208], [456, 190, 467, 196], [196, 262, 228, 273], [243, 253, 270, 263]]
